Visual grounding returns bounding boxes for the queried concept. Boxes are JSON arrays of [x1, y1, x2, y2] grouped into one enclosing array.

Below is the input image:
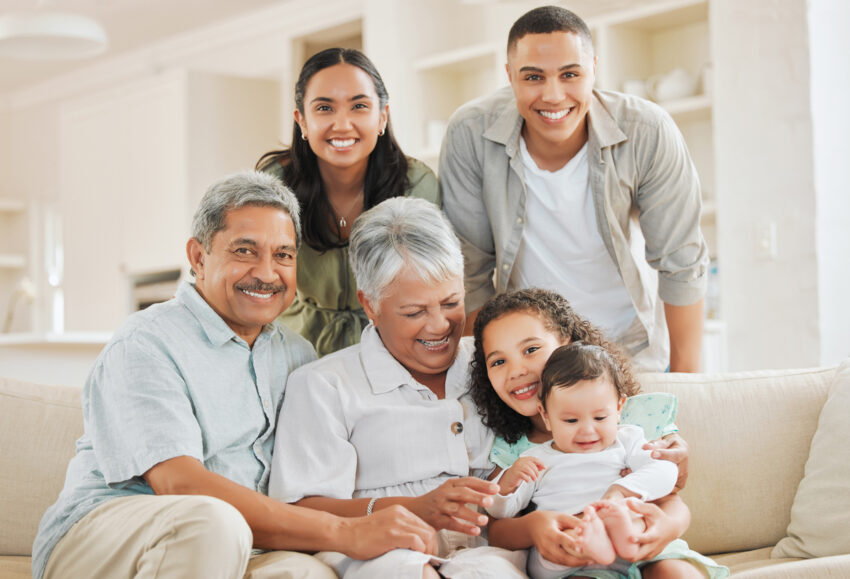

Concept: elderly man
[[32, 172, 435, 579], [440, 5, 709, 372]]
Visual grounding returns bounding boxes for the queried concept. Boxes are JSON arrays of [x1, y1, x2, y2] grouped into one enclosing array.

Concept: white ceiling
[[0, 0, 284, 94]]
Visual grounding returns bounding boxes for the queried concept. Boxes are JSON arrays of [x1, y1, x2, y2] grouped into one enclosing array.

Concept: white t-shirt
[[509, 139, 636, 338]]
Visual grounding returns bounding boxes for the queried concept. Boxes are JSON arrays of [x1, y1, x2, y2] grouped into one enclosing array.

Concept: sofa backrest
[[638, 366, 835, 556], [0, 366, 835, 559], [0, 377, 83, 557]]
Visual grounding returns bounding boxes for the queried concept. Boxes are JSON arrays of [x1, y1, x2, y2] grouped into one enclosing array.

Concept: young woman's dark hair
[[470, 288, 639, 444], [256, 47, 409, 251]]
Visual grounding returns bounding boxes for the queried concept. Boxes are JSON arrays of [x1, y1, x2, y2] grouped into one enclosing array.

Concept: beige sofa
[[2, 362, 849, 578]]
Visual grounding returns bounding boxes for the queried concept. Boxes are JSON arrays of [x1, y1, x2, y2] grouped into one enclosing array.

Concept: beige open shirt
[[440, 87, 708, 370]]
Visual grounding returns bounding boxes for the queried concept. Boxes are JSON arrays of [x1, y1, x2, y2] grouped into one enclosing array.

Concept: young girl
[[488, 342, 726, 578], [470, 288, 727, 578], [256, 48, 439, 356], [470, 288, 674, 472]]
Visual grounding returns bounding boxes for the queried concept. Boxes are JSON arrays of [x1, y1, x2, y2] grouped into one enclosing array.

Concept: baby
[[486, 342, 678, 577]]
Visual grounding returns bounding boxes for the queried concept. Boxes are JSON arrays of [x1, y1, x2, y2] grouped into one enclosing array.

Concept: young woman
[[257, 48, 438, 356]]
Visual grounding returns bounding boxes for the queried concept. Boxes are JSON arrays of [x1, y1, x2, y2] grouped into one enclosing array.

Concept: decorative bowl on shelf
[[646, 68, 698, 103]]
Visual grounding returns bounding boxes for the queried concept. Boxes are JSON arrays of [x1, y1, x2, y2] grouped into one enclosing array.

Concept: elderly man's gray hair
[[349, 197, 463, 307], [191, 171, 302, 251]]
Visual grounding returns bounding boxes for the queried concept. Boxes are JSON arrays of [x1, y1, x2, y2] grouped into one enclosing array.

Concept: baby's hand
[[601, 484, 637, 502], [498, 457, 545, 495]]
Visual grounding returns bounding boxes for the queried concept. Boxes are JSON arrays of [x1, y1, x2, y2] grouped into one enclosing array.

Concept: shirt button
[[516, 217, 523, 224], [451, 421, 464, 434], [502, 264, 509, 271]]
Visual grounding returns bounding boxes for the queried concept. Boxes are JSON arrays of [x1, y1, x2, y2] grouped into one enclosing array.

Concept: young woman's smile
[[295, 63, 388, 172]]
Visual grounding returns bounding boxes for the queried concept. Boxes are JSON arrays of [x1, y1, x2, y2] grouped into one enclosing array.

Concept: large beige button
[[451, 421, 464, 434]]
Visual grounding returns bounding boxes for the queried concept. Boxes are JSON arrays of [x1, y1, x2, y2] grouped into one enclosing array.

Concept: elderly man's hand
[[409, 477, 499, 535]]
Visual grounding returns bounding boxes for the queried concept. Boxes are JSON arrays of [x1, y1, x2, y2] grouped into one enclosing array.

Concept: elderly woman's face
[[361, 266, 466, 384]]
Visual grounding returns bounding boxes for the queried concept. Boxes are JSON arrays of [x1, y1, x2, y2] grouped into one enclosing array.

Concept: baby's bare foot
[[595, 499, 640, 560], [576, 505, 616, 565]]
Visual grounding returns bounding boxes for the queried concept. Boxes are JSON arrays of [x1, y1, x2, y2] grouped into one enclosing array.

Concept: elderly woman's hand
[[340, 505, 439, 560], [409, 477, 499, 535]]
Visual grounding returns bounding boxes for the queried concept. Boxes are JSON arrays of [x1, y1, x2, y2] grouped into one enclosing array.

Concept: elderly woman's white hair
[[349, 197, 463, 308]]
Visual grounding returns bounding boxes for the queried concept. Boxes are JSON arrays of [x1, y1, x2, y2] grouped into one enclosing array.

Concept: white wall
[[1, 0, 846, 376], [712, 0, 820, 370], [809, 0, 850, 366]]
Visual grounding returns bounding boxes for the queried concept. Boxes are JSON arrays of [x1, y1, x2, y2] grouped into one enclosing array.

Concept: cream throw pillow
[[773, 357, 850, 558]]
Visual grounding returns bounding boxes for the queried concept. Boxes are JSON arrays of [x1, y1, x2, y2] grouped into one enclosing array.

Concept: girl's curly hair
[[470, 288, 640, 444]]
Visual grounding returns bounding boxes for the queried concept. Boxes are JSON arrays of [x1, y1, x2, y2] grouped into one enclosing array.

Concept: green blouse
[[263, 158, 440, 356]]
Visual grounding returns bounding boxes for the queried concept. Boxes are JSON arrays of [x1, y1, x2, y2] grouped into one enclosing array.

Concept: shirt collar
[[587, 90, 627, 149], [483, 87, 524, 156], [483, 88, 627, 156], [177, 281, 279, 348], [360, 324, 419, 394], [359, 324, 472, 398]]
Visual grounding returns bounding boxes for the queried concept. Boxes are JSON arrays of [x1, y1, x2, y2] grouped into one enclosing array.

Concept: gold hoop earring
[[301, 132, 308, 142], [378, 128, 385, 137]]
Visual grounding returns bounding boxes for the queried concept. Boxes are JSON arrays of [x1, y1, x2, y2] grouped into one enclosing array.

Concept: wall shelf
[[413, 43, 501, 73], [0, 199, 26, 213], [662, 93, 711, 120], [0, 254, 27, 269], [412, 42, 505, 169], [0, 331, 112, 346]]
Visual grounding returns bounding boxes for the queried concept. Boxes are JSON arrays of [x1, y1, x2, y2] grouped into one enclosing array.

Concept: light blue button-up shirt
[[32, 282, 316, 579]]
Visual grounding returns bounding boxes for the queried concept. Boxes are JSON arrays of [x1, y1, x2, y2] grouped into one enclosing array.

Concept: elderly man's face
[[188, 205, 297, 346], [361, 267, 466, 387]]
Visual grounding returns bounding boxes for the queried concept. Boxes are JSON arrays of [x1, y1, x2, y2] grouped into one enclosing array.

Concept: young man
[[440, 5, 709, 372], [32, 172, 435, 579]]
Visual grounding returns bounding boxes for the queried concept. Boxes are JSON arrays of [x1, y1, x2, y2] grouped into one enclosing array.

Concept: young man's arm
[[633, 109, 709, 370], [665, 300, 704, 372], [439, 106, 498, 317], [144, 456, 436, 559]]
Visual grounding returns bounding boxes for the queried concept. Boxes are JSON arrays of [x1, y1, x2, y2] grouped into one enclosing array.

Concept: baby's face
[[482, 311, 566, 418], [540, 376, 623, 454]]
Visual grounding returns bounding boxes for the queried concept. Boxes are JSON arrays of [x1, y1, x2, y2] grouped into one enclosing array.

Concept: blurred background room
[[0, 0, 847, 385]]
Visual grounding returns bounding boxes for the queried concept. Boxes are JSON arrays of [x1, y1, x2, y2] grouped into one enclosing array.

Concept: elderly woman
[[269, 197, 525, 578], [270, 197, 690, 578]]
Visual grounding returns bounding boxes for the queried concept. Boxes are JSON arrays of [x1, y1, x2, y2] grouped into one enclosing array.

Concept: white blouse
[[269, 325, 495, 503]]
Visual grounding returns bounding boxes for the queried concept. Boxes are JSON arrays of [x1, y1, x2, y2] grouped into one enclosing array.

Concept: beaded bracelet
[[366, 497, 378, 516]]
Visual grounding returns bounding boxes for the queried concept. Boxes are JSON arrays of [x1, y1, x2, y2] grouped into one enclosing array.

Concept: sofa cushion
[[0, 555, 33, 579], [712, 548, 850, 578], [638, 366, 834, 556], [0, 378, 82, 557], [772, 357, 850, 559]]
